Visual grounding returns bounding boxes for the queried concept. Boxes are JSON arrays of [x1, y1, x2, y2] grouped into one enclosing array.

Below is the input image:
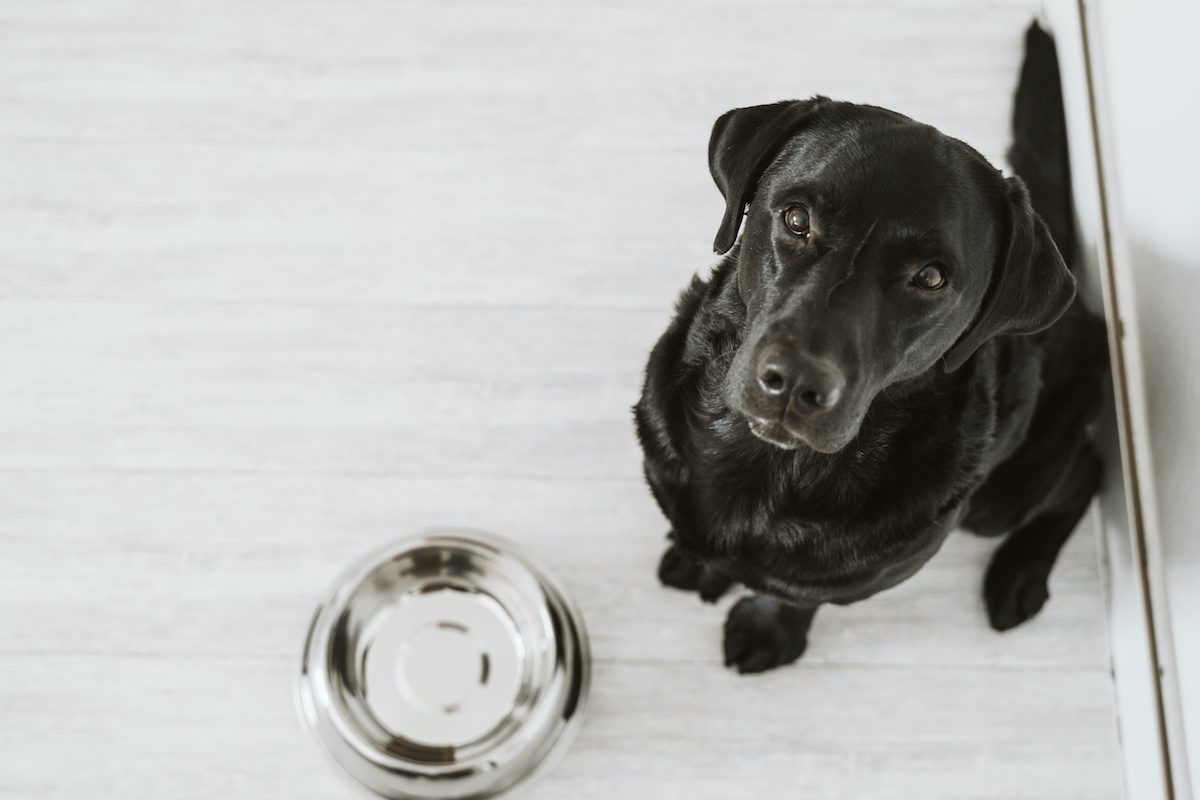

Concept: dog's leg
[[658, 540, 734, 603], [984, 444, 1103, 631], [723, 595, 818, 674]]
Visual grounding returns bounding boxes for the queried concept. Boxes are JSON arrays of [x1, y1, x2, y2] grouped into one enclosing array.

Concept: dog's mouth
[[745, 416, 806, 450], [744, 415, 854, 454]]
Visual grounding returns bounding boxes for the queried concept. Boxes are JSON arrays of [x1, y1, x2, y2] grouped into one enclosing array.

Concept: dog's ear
[[942, 176, 1076, 372], [709, 98, 828, 254]]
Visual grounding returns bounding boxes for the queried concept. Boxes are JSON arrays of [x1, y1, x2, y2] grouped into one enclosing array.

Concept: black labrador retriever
[[635, 24, 1109, 674]]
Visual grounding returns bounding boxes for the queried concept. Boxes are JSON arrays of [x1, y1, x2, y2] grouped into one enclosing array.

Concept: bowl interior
[[325, 541, 558, 768]]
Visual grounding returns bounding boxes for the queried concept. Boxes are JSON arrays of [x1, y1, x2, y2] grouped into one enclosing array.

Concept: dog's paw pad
[[985, 552, 1052, 632], [658, 543, 702, 592], [723, 597, 807, 674]]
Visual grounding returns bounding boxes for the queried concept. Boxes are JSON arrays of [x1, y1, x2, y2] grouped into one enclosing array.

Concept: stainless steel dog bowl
[[297, 529, 590, 800]]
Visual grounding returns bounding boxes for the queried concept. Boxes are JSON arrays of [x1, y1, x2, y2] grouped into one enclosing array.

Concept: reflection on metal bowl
[[297, 529, 590, 799]]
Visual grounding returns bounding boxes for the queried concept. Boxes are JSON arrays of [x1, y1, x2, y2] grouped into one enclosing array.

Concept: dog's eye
[[913, 264, 946, 291], [783, 206, 811, 237]]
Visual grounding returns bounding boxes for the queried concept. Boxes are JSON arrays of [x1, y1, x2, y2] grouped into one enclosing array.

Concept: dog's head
[[711, 98, 1075, 453]]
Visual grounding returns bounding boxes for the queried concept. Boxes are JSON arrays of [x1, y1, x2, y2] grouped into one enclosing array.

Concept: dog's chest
[[675, 393, 987, 602]]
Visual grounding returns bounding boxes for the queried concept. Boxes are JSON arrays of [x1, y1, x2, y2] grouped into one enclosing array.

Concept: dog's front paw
[[723, 596, 815, 674], [696, 568, 734, 603], [658, 542, 733, 603], [658, 542, 702, 591], [984, 546, 1053, 631]]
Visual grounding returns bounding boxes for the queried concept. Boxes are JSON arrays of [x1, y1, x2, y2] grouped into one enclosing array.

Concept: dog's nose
[[755, 347, 845, 413]]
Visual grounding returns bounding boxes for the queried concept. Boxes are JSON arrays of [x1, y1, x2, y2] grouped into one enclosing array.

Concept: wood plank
[[0, 142, 719, 311], [0, 471, 1112, 669], [0, 300, 658, 476], [0, 0, 1040, 310], [0, 1, 1034, 154], [0, 656, 1122, 800]]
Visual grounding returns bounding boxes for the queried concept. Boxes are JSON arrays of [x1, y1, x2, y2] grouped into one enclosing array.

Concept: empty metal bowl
[[297, 528, 590, 800]]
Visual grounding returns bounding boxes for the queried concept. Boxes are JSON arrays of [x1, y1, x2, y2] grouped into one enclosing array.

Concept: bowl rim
[[296, 527, 591, 800]]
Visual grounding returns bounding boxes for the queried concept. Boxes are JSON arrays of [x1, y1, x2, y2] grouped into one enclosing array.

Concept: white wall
[[1088, 0, 1200, 795], [1041, 4, 1170, 798]]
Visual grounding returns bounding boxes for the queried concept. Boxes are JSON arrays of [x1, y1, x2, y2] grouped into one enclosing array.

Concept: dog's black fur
[[634, 23, 1109, 674]]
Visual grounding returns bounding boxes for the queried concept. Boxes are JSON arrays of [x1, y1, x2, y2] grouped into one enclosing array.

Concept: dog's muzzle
[[755, 343, 846, 414], [736, 343, 856, 453]]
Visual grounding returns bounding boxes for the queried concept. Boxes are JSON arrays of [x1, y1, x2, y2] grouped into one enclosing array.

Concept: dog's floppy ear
[[942, 176, 1076, 372], [709, 98, 829, 254]]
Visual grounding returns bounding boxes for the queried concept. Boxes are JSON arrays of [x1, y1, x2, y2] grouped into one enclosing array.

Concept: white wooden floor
[[0, 2, 1127, 798]]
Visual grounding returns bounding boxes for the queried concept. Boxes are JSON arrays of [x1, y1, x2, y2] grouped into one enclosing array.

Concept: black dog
[[634, 24, 1108, 674]]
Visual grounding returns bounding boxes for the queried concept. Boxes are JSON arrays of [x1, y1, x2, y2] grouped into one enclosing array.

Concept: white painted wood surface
[[1083, 0, 1200, 795], [0, 2, 1126, 798]]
